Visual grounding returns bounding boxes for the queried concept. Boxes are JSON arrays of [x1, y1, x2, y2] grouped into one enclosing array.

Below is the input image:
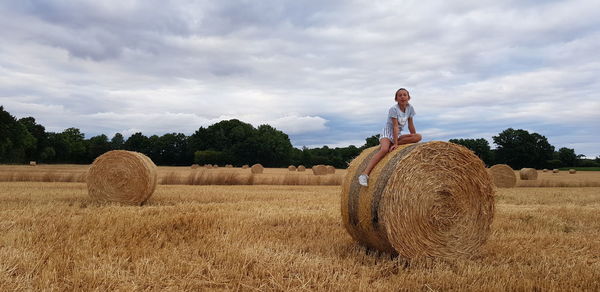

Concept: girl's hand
[[390, 144, 398, 151]]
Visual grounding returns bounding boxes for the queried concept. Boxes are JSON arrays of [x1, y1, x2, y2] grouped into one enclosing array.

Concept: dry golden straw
[[242, 165, 249, 169], [312, 164, 327, 175], [341, 141, 495, 259], [29, 161, 37, 166], [553, 169, 560, 173], [288, 165, 297, 171], [251, 164, 264, 174], [226, 164, 233, 168], [569, 169, 576, 174], [543, 169, 548, 172], [191, 164, 199, 169], [297, 165, 306, 172], [519, 168, 538, 180], [86, 150, 157, 205], [488, 164, 516, 188], [326, 165, 336, 174]]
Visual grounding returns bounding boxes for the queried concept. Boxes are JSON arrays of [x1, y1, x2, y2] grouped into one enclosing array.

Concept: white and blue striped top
[[381, 103, 416, 142]]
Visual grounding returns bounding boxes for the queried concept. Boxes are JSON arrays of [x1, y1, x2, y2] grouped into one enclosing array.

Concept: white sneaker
[[358, 174, 369, 187]]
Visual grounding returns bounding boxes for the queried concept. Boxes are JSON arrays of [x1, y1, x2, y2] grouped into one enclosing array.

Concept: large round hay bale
[[519, 168, 538, 180], [191, 164, 199, 169], [86, 150, 157, 205], [326, 165, 336, 174], [242, 164, 249, 169], [542, 169, 548, 173], [488, 164, 516, 188], [341, 141, 495, 258], [288, 165, 297, 171], [312, 164, 327, 175], [251, 164, 264, 174], [225, 164, 233, 168], [297, 165, 306, 172], [553, 169, 559, 173], [569, 169, 576, 174], [29, 161, 37, 166]]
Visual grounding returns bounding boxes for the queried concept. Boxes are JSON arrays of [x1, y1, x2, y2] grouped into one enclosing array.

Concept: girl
[[358, 88, 422, 187]]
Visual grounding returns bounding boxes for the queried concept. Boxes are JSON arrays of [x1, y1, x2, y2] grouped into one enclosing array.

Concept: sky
[[1, 0, 599, 157]]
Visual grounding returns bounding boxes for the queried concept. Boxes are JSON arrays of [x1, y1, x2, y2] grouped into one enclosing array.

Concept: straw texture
[[86, 150, 157, 205], [312, 165, 327, 175], [297, 165, 306, 172], [488, 164, 516, 188], [242, 165, 249, 169], [288, 165, 297, 171], [326, 165, 336, 174], [251, 164, 264, 174], [341, 141, 495, 259], [519, 168, 538, 180], [191, 164, 199, 169]]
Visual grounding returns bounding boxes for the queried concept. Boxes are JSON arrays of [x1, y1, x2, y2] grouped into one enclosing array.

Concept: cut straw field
[[0, 182, 599, 290]]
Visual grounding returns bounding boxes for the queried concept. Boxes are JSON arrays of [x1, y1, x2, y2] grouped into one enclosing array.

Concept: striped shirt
[[381, 103, 416, 142]]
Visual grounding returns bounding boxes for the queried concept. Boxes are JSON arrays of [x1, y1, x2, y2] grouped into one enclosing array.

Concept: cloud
[[1, 0, 599, 157]]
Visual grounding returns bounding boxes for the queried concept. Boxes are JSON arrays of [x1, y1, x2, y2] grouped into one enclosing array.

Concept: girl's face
[[395, 90, 410, 107]]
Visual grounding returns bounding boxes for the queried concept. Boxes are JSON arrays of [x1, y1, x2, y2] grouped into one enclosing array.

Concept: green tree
[[362, 134, 381, 149], [153, 133, 189, 165], [18, 117, 47, 161], [493, 128, 554, 169], [88, 134, 111, 161], [194, 150, 225, 165], [111, 133, 125, 150], [60, 128, 87, 163], [449, 138, 494, 166], [0, 106, 36, 163], [124, 132, 150, 154], [558, 147, 577, 167]]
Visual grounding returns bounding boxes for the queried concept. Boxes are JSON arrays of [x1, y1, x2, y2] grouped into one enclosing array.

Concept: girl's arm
[[408, 117, 416, 134], [392, 117, 399, 145]]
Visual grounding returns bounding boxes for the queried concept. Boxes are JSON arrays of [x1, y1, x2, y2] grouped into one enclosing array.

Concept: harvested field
[[0, 182, 598, 290]]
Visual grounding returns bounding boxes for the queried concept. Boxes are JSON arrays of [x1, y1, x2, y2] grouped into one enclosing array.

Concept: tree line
[[1, 106, 597, 169]]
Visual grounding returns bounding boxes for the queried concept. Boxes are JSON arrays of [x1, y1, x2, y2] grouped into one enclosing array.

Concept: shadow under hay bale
[[341, 141, 495, 259], [488, 164, 516, 188], [519, 168, 538, 180], [86, 150, 157, 205]]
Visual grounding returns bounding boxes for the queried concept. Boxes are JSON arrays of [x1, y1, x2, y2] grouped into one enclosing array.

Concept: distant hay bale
[[542, 169, 548, 172], [553, 169, 559, 173], [205, 164, 213, 169], [191, 164, 199, 169], [214, 165, 219, 168], [297, 165, 306, 172], [326, 165, 336, 174], [569, 169, 576, 174], [29, 161, 37, 166], [225, 164, 233, 168], [341, 141, 495, 259], [488, 164, 516, 188], [86, 150, 157, 205], [519, 168, 538, 180], [312, 164, 327, 175], [288, 165, 297, 171], [242, 164, 249, 169], [251, 164, 264, 174]]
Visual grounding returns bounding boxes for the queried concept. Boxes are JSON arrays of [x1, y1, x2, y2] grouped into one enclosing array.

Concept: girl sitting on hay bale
[[358, 88, 422, 187]]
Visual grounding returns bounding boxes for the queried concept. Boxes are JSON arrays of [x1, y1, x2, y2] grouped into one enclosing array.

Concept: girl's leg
[[397, 133, 422, 145], [361, 138, 392, 176]]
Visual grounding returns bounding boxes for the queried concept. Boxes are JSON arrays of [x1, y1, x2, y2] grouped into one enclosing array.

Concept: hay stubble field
[[1, 168, 600, 290]]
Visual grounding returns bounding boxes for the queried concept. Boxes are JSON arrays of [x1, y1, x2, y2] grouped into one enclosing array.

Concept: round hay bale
[[29, 161, 37, 166], [288, 165, 297, 171], [225, 164, 233, 168], [569, 169, 576, 174], [488, 164, 516, 188], [519, 168, 538, 180], [251, 164, 264, 174], [242, 164, 249, 169], [297, 165, 306, 172], [86, 150, 157, 205], [205, 164, 213, 169], [214, 165, 219, 168], [312, 164, 327, 175], [553, 169, 559, 173], [191, 164, 199, 169], [326, 165, 336, 174], [341, 142, 495, 258]]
